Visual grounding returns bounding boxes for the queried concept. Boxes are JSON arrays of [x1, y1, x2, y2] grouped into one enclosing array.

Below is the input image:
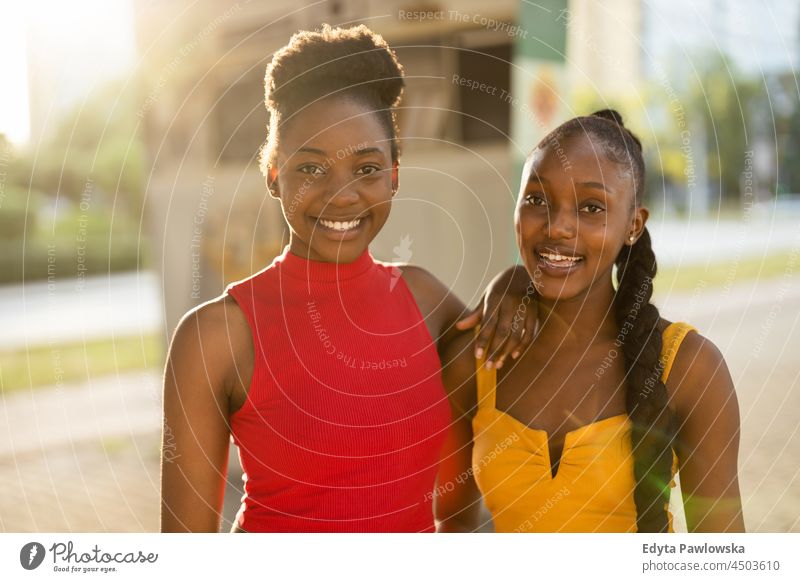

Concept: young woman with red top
[[159, 25, 529, 533]]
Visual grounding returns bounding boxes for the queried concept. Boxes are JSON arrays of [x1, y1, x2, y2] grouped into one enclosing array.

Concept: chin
[[536, 285, 583, 302], [529, 272, 592, 302]]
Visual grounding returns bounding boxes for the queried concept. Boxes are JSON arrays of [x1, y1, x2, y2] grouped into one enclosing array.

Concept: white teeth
[[319, 218, 362, 231], [540, 252, 582, 264]]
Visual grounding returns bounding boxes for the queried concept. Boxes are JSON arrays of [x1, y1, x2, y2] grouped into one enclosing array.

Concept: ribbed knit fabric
[[224, 246, 451, 532]]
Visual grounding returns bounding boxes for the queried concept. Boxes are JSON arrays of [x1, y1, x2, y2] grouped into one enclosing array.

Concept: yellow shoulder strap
[[473, 327, 497, 408], [660, 322, 697, 383], [476, 360, 497, 409]]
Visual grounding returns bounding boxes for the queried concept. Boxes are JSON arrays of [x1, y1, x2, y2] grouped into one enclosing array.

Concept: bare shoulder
[[171, 294, 252, 358], [397, 264, 449, 302], [398, 264, 466, 340], [664, 326, 736, 419], [168, 293, 254, 407]]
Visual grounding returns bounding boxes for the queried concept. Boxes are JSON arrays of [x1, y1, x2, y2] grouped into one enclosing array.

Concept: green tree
[[26, 79, 145, 212], [688, 52, 766, 205]]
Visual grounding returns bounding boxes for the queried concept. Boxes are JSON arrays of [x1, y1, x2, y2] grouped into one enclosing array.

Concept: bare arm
[[434, 329, 483, 532], [160, 297, 251, 532], [399, 267, 483, 531], [669, 332, 745, 532]]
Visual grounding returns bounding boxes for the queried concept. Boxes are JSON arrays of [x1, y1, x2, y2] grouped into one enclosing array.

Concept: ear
[[267, 166, 280, 199], [627, 206, 649, 245], [391, 161, 399, 196]]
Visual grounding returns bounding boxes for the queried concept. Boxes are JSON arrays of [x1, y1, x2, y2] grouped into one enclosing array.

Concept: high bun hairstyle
[[536, 110, 673, 532], [259, 24, 405, 176]]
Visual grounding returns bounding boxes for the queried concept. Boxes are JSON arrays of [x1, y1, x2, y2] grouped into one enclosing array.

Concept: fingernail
[[484, 360, 493, 370], [475, 347, 484, 359], [512, 351, 521, 359]]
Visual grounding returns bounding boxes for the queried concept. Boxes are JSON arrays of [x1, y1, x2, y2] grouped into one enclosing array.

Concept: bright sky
[[0, 2, 30, 143], [0, 0, 135, 145]]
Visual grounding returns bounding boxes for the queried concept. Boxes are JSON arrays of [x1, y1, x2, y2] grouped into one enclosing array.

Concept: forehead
[[526, 133, 632, 189], [278, 97, 391, 156]]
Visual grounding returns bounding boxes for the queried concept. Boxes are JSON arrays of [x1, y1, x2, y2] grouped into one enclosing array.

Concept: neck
[[288, 233, 366, 264], [535, 277, 618, 347], [288, 235, 324, 262]]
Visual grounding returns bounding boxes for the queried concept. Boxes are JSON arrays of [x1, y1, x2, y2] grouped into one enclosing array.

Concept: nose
[[323, 169, 360, 208], [546, 204, 577, 240]]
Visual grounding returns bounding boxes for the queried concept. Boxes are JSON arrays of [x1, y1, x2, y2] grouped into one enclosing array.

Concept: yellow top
[[472, 322, 696, 533]]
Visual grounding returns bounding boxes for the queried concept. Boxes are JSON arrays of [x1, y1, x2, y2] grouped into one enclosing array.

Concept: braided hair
[[259, 24, 405, 175], [538, 110, 673, 532]]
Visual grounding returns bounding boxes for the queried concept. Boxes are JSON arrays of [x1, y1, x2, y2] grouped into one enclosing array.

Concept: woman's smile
[[310, 213, 370, 241], [535, 244, 585, 276]]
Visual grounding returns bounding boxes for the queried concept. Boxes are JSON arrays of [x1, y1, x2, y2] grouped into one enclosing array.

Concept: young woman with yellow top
[[437, 110, 745, 533]]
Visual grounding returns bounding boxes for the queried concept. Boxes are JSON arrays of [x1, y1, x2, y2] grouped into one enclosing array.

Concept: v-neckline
[[489, 408, 630, 479]]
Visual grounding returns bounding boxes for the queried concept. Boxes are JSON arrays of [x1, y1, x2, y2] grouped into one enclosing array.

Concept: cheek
[[515, 208, 542, 241], [585, 225, 625, 265], [514, 214, 544, 270], [370, 193, 391, 217], [362, 177, 394, 210], [278, 177, 317, 222]]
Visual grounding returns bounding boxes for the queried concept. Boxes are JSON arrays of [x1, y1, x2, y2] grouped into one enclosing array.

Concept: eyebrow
[[526, 173, 547, 183], [297, 147, 328, 156], [352, 146, 384, 156], [577, 180, 612, 193], [296, 146, 385, 157], [526, 174, 614, 196]]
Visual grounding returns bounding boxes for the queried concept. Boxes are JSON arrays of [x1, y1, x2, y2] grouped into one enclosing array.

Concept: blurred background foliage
[[0, 81, 148, 284]]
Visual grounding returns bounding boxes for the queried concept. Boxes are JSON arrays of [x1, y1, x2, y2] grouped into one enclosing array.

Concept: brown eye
[[524, 193, 547, 206], [580, 204, 605, 214], [298, 164, 325, 176], [355, 164, 381, 176]]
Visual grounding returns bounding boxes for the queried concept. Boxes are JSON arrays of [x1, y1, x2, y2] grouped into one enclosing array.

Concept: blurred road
[[0, 271, 163, 349], [659, 274, 800, 532]]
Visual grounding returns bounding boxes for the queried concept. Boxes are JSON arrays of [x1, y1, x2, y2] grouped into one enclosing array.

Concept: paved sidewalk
[[0, 372, 163, 532], [0, 371, 244, 532], [0, 432, 161, 532]]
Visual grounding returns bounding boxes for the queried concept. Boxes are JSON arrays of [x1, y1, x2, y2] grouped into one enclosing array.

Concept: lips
[[318, 217, 362, 231], [307, 214, 370, 242], [535, 245, 584, 271], [312, 214, 367, 233]]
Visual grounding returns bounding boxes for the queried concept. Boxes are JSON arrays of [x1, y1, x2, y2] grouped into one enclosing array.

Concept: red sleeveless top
[[224, 246, 451, 532]]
